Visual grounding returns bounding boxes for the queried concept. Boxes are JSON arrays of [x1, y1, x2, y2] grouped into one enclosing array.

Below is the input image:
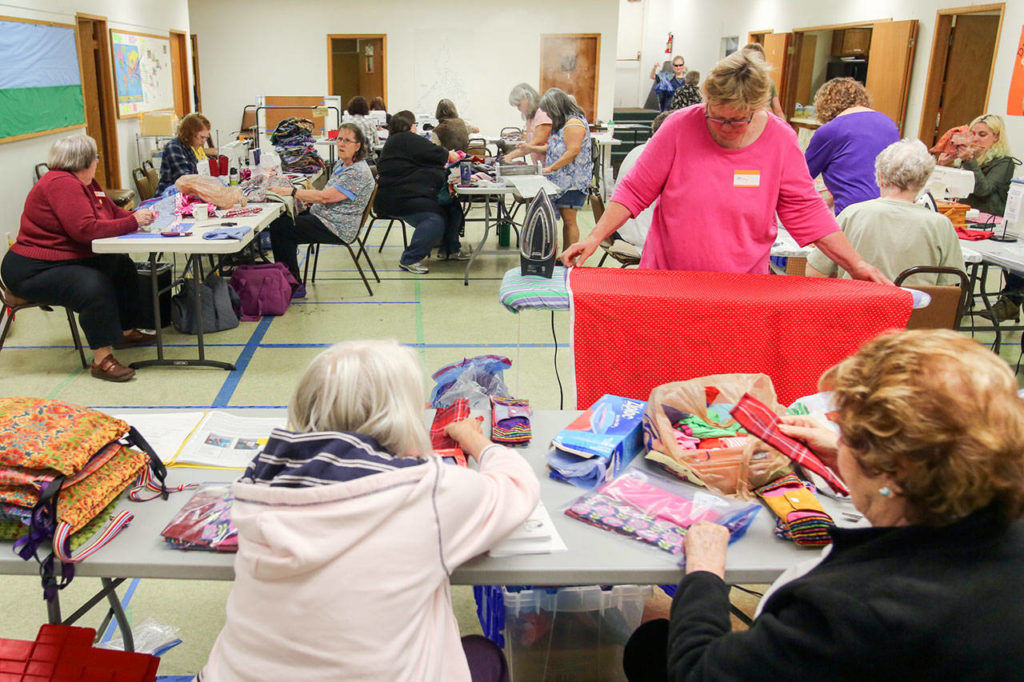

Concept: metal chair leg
[[356, 232, 380, 283], [345, 243, 374, 296], [65, 308, 88, 369]]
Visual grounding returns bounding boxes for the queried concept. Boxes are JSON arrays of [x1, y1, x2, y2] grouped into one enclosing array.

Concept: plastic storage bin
[[502, 585, 653, 682]]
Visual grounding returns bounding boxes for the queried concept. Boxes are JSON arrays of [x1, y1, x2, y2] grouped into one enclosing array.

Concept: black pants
[[1002, 272, 1024, 305], [1, 250, 141, 350], [268, 210, 343, 281], [622, 618, 669, 682]]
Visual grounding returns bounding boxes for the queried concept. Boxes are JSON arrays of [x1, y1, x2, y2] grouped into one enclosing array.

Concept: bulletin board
[[110, 29, 174, 118], [0, 16, 86, 144]]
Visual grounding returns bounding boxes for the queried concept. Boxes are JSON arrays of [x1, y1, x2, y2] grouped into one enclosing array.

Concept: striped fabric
[[498, 266, 570, 312], [240, 429, 426, 489]]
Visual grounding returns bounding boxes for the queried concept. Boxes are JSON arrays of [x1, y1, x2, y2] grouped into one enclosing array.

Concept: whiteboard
[[110, 29, 174, 118]]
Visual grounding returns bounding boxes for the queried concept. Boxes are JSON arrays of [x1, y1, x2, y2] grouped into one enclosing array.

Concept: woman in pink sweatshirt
[[198, 339, 539, 682], [560, 50, 888, 284]]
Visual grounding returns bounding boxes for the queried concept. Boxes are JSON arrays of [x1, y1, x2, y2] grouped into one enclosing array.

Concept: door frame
[[784, 18, 895, 122], [326, 34, 388, 105], [75, 12, 121, 189], [191, 34, 202, 112], [916, 3, 1004, 148], [747, 29, 773, 45], [540, 33, 602, 125], [169, 29, 190, 118]]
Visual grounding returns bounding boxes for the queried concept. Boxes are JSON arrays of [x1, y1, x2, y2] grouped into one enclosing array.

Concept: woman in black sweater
[[624, 329, 1024, 681], [374, 110, 468, 274]]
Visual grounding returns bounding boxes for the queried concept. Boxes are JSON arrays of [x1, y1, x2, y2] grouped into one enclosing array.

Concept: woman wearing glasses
[[267, 122, 375, 296], [561, 50, 887, 284], [650, 57, 687, 112]]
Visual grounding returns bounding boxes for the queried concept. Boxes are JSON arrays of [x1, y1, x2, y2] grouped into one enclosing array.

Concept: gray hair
[[508, 83, 540, 119], [875, 138, 935, 193], [538, 87, 587, 132], [287, 339, 431, 456], [48, 133, 98, 172]]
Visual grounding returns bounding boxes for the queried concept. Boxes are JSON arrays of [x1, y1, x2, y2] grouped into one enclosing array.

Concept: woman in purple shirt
[[805, 78, 900, 214]]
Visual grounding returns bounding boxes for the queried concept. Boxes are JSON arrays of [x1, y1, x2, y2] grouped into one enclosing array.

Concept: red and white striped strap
[[53, 511, 134, 563]]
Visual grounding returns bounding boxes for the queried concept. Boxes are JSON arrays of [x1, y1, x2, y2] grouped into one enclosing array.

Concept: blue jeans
[[399, 203, 464, 265]]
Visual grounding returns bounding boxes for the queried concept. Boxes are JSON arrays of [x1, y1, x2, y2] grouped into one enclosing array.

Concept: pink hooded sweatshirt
[[198, 434, 539, 682]]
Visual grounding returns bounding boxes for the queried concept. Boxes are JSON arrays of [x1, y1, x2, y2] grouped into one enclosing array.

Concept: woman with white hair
[[0, 133, 156, 382], [539, 87, 593, 248], [199, 339, 539, 682], [806, 138, 964, 285], [503, 82, 552, 165]]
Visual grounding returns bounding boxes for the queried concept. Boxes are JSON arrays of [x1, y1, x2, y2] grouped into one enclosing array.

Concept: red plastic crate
[[0, 625, 158, 681]]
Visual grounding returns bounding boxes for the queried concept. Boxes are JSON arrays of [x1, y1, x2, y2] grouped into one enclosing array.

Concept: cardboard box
[[550, 394, 647, 482], [139, 111, 178, 137]]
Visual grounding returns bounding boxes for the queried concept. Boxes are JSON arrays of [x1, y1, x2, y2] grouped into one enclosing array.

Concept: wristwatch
[[291, 187, 297, 198]]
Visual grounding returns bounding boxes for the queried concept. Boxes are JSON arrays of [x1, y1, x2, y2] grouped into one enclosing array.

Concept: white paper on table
[[110, 411, 206, 464], [1004, 182, 1024, 233], [505, 175, 559, 199], [166, 411, 286, 469], [488, 501, 568, 557]]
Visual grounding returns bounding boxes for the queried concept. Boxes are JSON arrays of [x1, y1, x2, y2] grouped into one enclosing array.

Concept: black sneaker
[[977, 297, 1020, 323]]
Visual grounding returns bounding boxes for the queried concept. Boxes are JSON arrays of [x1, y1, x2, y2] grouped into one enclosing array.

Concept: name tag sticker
[[94, 191, 106, 198], [734, 170, 760, 187]]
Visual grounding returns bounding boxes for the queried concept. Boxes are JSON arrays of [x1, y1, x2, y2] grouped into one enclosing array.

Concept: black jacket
[[668, 505, 1024, 680], [374, 131, 449, 217]]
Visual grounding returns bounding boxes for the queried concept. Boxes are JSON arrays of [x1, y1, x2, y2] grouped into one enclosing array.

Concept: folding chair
[[591, 188, 640, 268], [0, 278, 88, 370], [132, 168, 154, 201], [893, 266, 970, 330], [304, 187, 381, 296]]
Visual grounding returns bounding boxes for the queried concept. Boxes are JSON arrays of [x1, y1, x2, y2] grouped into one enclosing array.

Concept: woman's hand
[[133, 209, 156, 227], [542, 166, 553, 175], [849, 261, 893, 285], [683, 522, 729, 578], [448, 150, 462, 164], [956, 144, 977, 162], [560, 237, 599, 267], [444, 417, 491, 461], [778, 415, 839, 471]]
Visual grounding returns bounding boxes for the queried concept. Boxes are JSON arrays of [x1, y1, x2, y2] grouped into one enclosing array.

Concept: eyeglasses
[[704, 106, 754, 129], [672, 63, 685, 68], [336, 138, 359, 145]]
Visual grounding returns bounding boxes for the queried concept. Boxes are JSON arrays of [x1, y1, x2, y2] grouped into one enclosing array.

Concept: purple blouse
[[805, 110, 900, 215]]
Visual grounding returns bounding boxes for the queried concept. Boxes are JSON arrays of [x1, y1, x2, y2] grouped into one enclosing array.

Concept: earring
[[879, 486, 892, 497]]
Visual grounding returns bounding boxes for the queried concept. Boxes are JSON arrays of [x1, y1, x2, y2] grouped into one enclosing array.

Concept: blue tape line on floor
[[101, 577, 140, 643], [212, 316, 273, 407]]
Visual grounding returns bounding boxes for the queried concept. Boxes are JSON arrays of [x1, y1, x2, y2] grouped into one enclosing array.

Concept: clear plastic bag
[[563, 469, 760, 556], [98, 617, 182, 656], [430, 356, 512, 409], [174, 174, 246, 209]]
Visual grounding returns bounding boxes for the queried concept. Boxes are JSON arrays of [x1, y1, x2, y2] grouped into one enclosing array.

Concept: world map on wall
[[110, 30, 174, 117]]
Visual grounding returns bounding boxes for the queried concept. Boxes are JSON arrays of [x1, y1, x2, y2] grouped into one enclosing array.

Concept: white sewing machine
[[925, 165, 976, 201]]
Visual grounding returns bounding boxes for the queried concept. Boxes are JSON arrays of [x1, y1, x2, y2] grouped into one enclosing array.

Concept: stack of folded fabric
[[271, 117, 325, 175], [755, 473, 834, 547], [490, 396, 532, 444]]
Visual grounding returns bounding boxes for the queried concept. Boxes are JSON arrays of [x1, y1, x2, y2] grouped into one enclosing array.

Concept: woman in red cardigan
[[1, 134, 156, 381]]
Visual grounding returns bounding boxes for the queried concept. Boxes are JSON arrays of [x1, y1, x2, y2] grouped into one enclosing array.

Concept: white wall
[[189, 0, 620, 142], [0, 0, 191, 248]]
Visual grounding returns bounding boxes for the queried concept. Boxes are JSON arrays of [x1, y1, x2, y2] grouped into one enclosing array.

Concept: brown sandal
[[90, 354, 136, 382]]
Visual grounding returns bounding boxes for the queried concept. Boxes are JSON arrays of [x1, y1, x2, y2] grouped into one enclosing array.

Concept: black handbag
[[170, 273, 240, 334]]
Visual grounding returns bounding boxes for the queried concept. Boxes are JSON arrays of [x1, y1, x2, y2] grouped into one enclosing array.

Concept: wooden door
[[169, 30, 190, 118], [540, 34, 601, 124], [75, 15, 120, 189], [357, 38, 385, 103], [935, 15, 1001, 142], [865, 20, 918, 133], [762, 32, 792, 104], [794, 34, 818, 108]]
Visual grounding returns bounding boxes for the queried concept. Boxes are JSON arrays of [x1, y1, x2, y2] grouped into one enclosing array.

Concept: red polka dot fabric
[[568, 268, 912, 408]]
